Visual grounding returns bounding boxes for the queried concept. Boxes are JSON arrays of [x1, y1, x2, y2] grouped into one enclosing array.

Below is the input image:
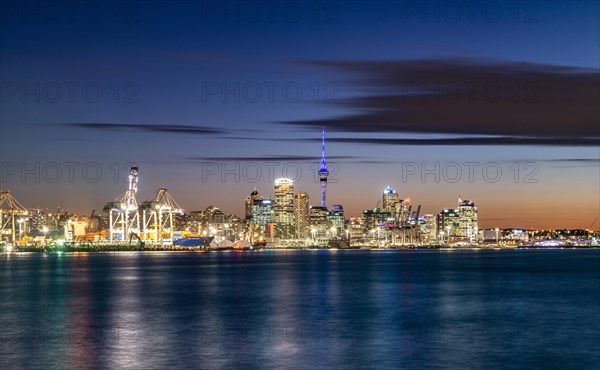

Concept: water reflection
[[1, 250, 599, 369]]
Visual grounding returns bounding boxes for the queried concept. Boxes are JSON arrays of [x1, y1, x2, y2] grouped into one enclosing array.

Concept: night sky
[[1, 0, 599, 229]]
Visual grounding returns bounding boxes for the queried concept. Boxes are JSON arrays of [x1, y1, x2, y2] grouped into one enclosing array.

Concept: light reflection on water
[[1, 250, 599, 369]]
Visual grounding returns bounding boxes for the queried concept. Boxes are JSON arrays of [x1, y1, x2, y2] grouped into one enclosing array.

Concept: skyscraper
[[437, 208, 460, 243], [244, 187, 263, 220], [252, 199, 273, 229], [423, 214, 437, 244], [327, 205, 345, 233], [382, 186, 399, 219], [294, 192, 309, 239], [458, 199, 478, 242], [318, 127, 329, 209], [273, 178, 294, 239]]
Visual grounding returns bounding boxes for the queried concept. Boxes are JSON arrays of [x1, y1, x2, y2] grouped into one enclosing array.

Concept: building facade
[[458, 199, 478, 242], [244, 187, 263, 220], [436, 208, 460, 243], [294, 192, 309, 239], [273, 178, 295, 239], [382, 186, 399, 220]]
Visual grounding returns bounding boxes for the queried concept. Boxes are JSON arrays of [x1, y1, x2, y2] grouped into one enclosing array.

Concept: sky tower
[[319, 127, 329, 208]]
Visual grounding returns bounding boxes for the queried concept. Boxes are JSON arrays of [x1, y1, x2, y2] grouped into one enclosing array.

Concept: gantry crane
[[140, 188, 184, 246], [0, 190, 28, 243], [104, 167, 140, 241]]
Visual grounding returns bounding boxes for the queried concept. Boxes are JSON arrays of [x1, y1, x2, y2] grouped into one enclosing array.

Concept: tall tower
[[274, 178, 295, 239], [318, 127, 329, 208], [382, 186, 399, 219], [294, 192, 309, 239], [244, 187, 262, 220], [458, 199, 478, 242]]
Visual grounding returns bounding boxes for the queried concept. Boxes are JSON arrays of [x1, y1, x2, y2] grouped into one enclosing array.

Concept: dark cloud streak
[[59, 123, 227, 135], [315, 137, 599, 147], [185, 155, 357, 162], [281, 58, 600, 144]]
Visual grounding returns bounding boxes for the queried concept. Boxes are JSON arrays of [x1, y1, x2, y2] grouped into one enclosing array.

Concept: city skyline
[[1, 124, 598, 231], [1, 1, 599, 230], [1, 3, 599, 369]]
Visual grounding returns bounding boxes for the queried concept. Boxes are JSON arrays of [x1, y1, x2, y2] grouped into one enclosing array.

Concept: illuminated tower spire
[[318, 126, 329, 208]]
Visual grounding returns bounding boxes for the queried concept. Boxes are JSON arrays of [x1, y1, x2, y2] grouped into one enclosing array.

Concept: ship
[[172, 236, 214, 248]]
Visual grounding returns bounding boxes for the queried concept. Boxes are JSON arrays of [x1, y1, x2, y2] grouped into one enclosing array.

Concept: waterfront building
[[252, 199, 273, 228], [458, 199, 478, 242], [437, 208, 460, 243], [273, 178, 295, 239], [348, 217, 364, 240], [423, 214, 437, 244], [309, 206, 329, 240], [382, 186, 399, 220], [327, 205, 345, 236], [294, 192, 310, 239], [244, 187, 263, 220]]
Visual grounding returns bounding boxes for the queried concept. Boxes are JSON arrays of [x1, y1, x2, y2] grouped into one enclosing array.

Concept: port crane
[[140, 187, 184, 246], [104, 167, 140, 241], [0, 190, 28, 243]]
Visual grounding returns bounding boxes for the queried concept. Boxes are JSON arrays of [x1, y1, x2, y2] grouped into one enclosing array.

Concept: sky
[[1, 0, 599, 229]]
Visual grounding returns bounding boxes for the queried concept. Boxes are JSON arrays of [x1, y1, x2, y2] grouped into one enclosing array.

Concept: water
[[1, 250, 599, 369]]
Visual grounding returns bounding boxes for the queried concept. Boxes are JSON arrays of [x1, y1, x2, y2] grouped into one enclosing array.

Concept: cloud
[[184, 155, 356, 162], [280, 58, 600, 145], [541, 158, 600, 163], [538, 158, 600, 168], [302, 136, 599, 147], [61, 123, 227, 135]]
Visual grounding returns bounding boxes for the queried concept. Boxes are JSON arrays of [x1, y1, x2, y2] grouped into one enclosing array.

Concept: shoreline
[[2, 245, 598, 254]]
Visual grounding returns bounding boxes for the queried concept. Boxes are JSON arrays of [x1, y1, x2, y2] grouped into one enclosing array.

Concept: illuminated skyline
[[1, 1, 598, 230]]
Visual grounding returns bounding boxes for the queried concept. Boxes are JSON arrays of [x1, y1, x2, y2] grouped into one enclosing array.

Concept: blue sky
[[1, 0, 598, 228]]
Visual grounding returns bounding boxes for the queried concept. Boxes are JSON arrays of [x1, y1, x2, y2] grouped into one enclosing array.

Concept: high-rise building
[[294, 192, 310, 239], [398, 198, 411, 224], [327, 205, 345, 235], [423, 214, 437, 244], [244, 187, 263, 220], [309, 205, 329, 240], [348, 217, 364, 240], [273, 178, 295, 239], [318, 127, 329, 208], [382, 186, 399, 220], [437, 208, 460, 243], [458, 199, 478, 242], [252, 199, 273, 229], [361, 209, 388, 234]]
